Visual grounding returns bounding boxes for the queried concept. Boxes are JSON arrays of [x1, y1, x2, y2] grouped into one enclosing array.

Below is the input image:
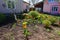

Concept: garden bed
[[0, 23, 60, 40], [0, 11, 60, 40]]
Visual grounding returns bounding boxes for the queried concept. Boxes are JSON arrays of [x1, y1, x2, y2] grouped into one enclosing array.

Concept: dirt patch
[[0, 24, 60, 40]]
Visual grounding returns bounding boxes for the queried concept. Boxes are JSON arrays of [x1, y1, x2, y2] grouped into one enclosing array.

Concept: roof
[[23, 1, 30, 5], [34, 1, 43, 8]]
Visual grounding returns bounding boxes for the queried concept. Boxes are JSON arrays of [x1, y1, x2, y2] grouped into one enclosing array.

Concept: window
[[55, 0, 60, 2], [7, 0, 15, 9], [52, 7, 58, 11], [48, 0, 54, 2], [48, 0, 60, 2]]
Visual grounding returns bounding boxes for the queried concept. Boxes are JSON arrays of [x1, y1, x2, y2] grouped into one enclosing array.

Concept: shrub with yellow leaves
[[42, 20, 51, 27]]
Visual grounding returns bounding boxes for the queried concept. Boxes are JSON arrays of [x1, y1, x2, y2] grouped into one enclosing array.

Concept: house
[[0, 0, 23, 14], [23, 1, 30, 12], [43, 0, 60, 15], [34, 1, 43, 12]]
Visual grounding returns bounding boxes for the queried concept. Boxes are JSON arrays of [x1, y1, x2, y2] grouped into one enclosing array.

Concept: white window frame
[[6, 0, 16, 9]]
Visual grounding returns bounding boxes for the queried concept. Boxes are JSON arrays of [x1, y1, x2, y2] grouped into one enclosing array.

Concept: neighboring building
[[23, 1, 30, 12], [43, 0, 60, 15], [0, 0, 23, 13], [34, 2, 43, 12]]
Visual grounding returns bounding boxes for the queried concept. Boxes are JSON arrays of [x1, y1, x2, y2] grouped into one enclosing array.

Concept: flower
[[22, 22, 27, 29], [23, 24, 27, 29]]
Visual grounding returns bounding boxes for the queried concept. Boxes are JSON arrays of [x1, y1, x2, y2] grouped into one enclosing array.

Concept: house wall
[[0, 0, 23, 14], [43, 4, 50, 13], [43, 0, 60, 14], [22, 2, 29, 12]]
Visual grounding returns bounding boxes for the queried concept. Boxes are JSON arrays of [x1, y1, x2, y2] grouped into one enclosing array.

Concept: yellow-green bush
[[28, 11, 39, 19], [42, 20, 51, 27], [49, 17, 57, 24]]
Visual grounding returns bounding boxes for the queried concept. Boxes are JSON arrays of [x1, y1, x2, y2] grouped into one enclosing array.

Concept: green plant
[[23, 28, 31, 36], [42, 20, 51, 27], [55, 30, 60, 36], [36, 15, 41, 23], [46, 28, 51, 32], [39, 14, 46, 24], [0, 14, 6, 23], [58, 17, 60, 26], [22, 22, 31, 40], [49, 17, 57, 24], [28, 11, 39, 19]]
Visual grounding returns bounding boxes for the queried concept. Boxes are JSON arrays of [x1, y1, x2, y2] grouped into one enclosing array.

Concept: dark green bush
[[17, 14, 25, 19], [0, 13, 6, 23]]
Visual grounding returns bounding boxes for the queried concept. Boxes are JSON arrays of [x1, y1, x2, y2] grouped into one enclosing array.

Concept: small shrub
[[55, 30, 60, 36], [0, 14, 6, 23], [39, 14, 47, 24], [42, 20, 51, 27], [24, 14, 32, 19], [58, 17, 60, 26], [46, 29, 51, 32], [49, 17, 57, 24], [36, 15, 41, 23], [28, 11, 39, 19]]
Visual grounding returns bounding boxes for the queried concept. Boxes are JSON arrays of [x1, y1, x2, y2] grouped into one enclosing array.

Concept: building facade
[[23, 1, 30, 12], [0, 0, 23, 14], [43, 0, 60, 15], [34, 2, 43, 12]]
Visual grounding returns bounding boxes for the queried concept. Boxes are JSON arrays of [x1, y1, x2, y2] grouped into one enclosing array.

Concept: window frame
[[52, 6, 58, 11], [48, 0, 60, 2], [6, 0, 16, 9]]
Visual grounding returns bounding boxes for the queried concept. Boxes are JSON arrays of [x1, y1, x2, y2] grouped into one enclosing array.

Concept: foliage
[[55, 30, 60, 36], [17, 14, 24, 19], [58, 17, 60, 26], [0, 14, 6, 23], [9, 14, 15, 20], [42, 20, 51, 27], [24, 14, 32, 19], [49, 17, 57, 24], [22, 21, 27, 25], [39, 14, 46, 24], [22, 21, 31, 40], [23, 28, 31, 37], [28, 11, 39, 19], [46, 28, 51, 32]]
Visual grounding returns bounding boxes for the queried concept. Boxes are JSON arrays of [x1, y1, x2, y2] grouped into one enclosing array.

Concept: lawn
[[0, 11, 60, 40]]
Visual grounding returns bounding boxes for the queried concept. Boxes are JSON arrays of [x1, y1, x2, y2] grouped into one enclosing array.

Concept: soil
[[0, 23, 60, 40]]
